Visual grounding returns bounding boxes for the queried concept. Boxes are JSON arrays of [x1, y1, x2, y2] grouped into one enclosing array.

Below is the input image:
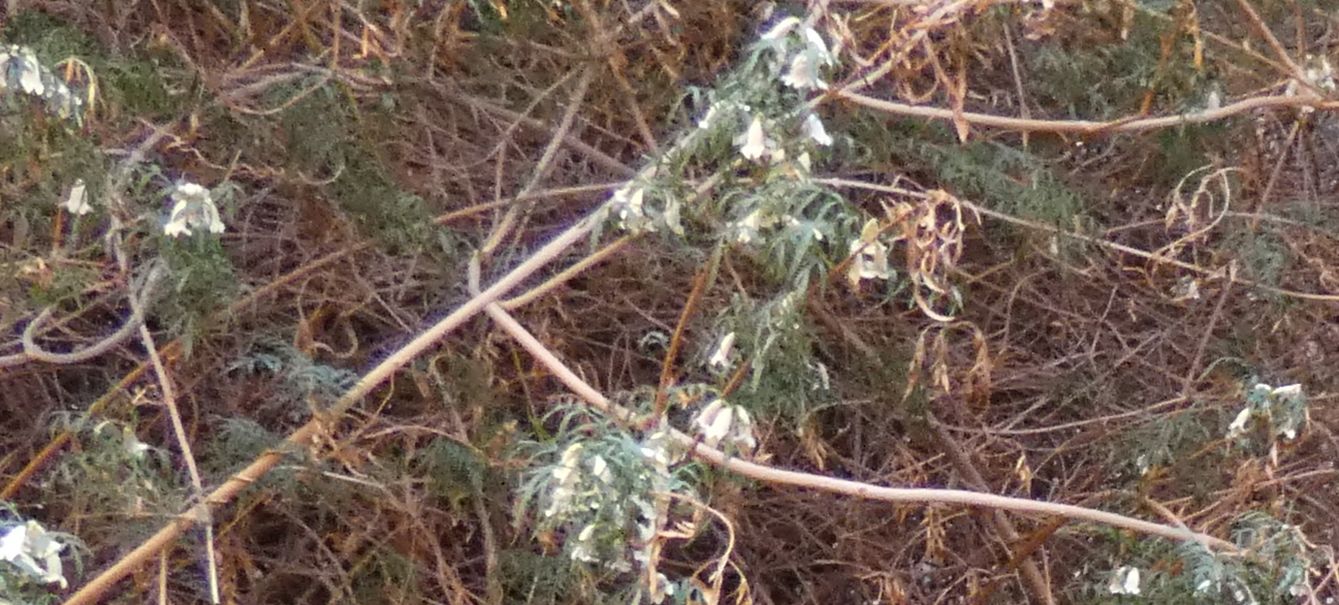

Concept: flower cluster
[[611, 184, 650, 233], [543, 443, 616, 564], [731, 206, 823, 245], [1108, 565, 1141, 596], [526, 423, 688, 603], [0, 519, 68, 590], [758, 17, 838, 92], [543, 443, 614, 521], [163, 182, 225, 238], [1226, 382, 1306, 442], [0, 45, 84, 124], [691, 398, 758, 454]]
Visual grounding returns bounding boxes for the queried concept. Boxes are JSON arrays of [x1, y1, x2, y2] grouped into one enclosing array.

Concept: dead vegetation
[[1, 0, 1338, 603]]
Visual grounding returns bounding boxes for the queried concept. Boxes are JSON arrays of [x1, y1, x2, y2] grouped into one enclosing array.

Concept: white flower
[[61, 179, 92, 215], [616, 186, 645, 217], [760, 17, 800, 42], [738, 116, 768, 161], [797, 151, 812, 173], [1227, 406, 1253, 439], [639, 428, 676, 470], [569, 524, 600, 562], [692, 399, 758, 452], [804, 113, 833, 146], [783, 215, 823, 241], [16, 51, 44, 96], [544, 443, 586, 518], [611, 185, 654, 232], [695, 399, 733, 446], [802, 27, 834, 62], [1107, 566, 1141, 596], [0, 524, 24, 559], [734, 209, 768, 244], [782, 52, 825, 90], [163, 181, 224, 237], [123, 428, 151, 459], [558, 443, 583, 469], [708, 332, 736, 369], [1205, 89, 1222, 110], [0, 521, 67, 588], [780, 27, 835, 90], [587, 455, 612, 484]]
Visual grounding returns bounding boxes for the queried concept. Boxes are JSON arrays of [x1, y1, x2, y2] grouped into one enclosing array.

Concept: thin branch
[[481, 301, 1239, 551], [834, 89, 1333, 135], [131, 280, 220, 604], [1231, 0, 1308, 85], [1, 267, 165, 368], [62, 204, 604, 605]]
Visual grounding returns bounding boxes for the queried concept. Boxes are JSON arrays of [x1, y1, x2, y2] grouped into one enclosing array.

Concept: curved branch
[[482, 302, 1239, 552], [3, 266, 165, 367], [62, 204, 604, 605]]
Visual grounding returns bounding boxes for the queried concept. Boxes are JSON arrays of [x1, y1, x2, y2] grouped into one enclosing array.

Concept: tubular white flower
[[730, 406, 758, 451], [708, 332, 736, 369], [797, 151, 812, 173], [1227, 406, 1252, 439], [1272, 383, 1302, 398], [801, 26, 833, 64], [693, 399, 732, 447], [544, 443, 586, 518], [734, 208, 771, 244], [587, 455, 612, 484], [61, 179, 92, 215], [738, 116, 768, 161], [163, 181, 225, 237], [692, 399, 758, 453], [639, 428, 676, 470], [1107, 566, 1141, 596], [781, 52, 825, 90], [804, 113, 833, 146], [612, 185, 654, 232], [17, 53, 44, 96], [0, 524, 24, 560]]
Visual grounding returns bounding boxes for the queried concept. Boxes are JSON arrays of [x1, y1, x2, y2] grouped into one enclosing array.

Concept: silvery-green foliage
[[605, 14, 860, 288], [44, 415, 181, 515], [228, 338, 358, 403], [1084, 511, 1315, 603], [514, 402, 698, 597], [713, 290, 833, 419]]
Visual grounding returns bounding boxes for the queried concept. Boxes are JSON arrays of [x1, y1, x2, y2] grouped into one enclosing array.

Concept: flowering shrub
[[517, 406, 694, 602]]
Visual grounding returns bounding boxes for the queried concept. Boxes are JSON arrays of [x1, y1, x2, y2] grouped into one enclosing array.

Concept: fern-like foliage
[[228, 337, 359, 402]]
